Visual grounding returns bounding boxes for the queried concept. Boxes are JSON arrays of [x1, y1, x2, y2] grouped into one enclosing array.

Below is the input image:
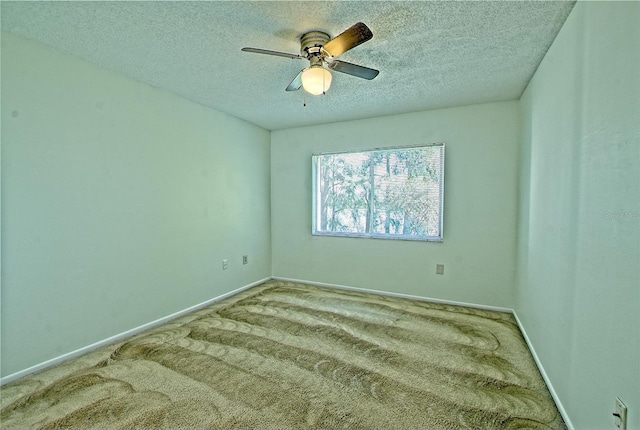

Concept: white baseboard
[[0, 277, 271, 386], [512, 311, 574, 429], [271, 276, 514, 313]]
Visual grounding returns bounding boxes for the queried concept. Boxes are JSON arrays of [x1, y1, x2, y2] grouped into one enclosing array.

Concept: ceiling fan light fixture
[[301, 66, 332, 95], [242, 22, 378, 94]]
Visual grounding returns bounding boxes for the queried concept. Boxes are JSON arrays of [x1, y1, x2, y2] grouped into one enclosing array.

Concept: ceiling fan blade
[[323, 22, 373, 58], [241, 47, 303, 60], [286, 69, 304, 91], [328, 60, 379, 80]]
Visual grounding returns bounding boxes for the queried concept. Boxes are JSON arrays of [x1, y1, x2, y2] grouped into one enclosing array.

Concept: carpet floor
[[1, 280, 565, 429]]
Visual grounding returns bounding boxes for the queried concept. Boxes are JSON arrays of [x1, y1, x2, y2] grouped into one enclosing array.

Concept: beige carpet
[[1, 280, 565, 429]]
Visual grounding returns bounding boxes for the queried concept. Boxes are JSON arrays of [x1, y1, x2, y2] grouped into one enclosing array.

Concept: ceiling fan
[[241, 22, 379, 96]]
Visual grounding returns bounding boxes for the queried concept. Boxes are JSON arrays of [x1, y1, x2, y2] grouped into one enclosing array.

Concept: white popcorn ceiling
[[1, 1, 575, 130]]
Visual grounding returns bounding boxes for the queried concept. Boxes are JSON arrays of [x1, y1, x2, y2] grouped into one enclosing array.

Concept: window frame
[[312, 143, 445, 242]]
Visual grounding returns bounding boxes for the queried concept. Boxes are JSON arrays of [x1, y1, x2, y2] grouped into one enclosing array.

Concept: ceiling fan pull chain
[[322, 71, 326, 95]]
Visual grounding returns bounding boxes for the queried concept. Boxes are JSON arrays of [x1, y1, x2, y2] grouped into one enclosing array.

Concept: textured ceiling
[[1, 1, 575, 130]]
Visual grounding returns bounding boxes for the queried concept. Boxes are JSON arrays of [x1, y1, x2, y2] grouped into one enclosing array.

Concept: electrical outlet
[[242, 255, 248, 265], [222, 259, 228, 270], [436, 264, 445, 275], [614, 397, 627, 429]]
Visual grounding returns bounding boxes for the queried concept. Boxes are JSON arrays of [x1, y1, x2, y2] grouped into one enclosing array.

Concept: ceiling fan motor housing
[[300, 31, 331, 58]]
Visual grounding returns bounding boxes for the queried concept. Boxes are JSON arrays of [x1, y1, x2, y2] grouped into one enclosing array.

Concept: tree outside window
[[313, 143, 444, 242]]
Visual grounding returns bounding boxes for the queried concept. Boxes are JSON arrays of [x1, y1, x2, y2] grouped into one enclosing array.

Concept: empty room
[[1, 1, 638, 429]]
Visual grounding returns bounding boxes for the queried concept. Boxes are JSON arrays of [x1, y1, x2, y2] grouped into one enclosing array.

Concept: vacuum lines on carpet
[[0, 280, 565, 428]]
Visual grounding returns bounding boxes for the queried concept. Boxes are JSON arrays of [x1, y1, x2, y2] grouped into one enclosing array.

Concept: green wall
[[1, 32, 272, 377], [272, 102, 520, 309], [515, 1, 639, 428]]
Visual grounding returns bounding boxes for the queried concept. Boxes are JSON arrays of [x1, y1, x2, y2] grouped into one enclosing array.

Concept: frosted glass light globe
[[301, 66, 332, 95]]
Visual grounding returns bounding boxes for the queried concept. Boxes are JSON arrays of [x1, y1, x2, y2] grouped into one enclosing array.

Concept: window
[[312, 143, 444, 241]]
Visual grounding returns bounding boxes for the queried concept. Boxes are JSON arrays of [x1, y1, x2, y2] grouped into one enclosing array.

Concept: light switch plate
[[614, 397, 627, 430]]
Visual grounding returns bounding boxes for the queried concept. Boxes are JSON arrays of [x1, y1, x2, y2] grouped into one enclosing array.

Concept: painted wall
[[272, 102, 519, 308], [1, 32, 272, 377], [516, 2, 639, 428]]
